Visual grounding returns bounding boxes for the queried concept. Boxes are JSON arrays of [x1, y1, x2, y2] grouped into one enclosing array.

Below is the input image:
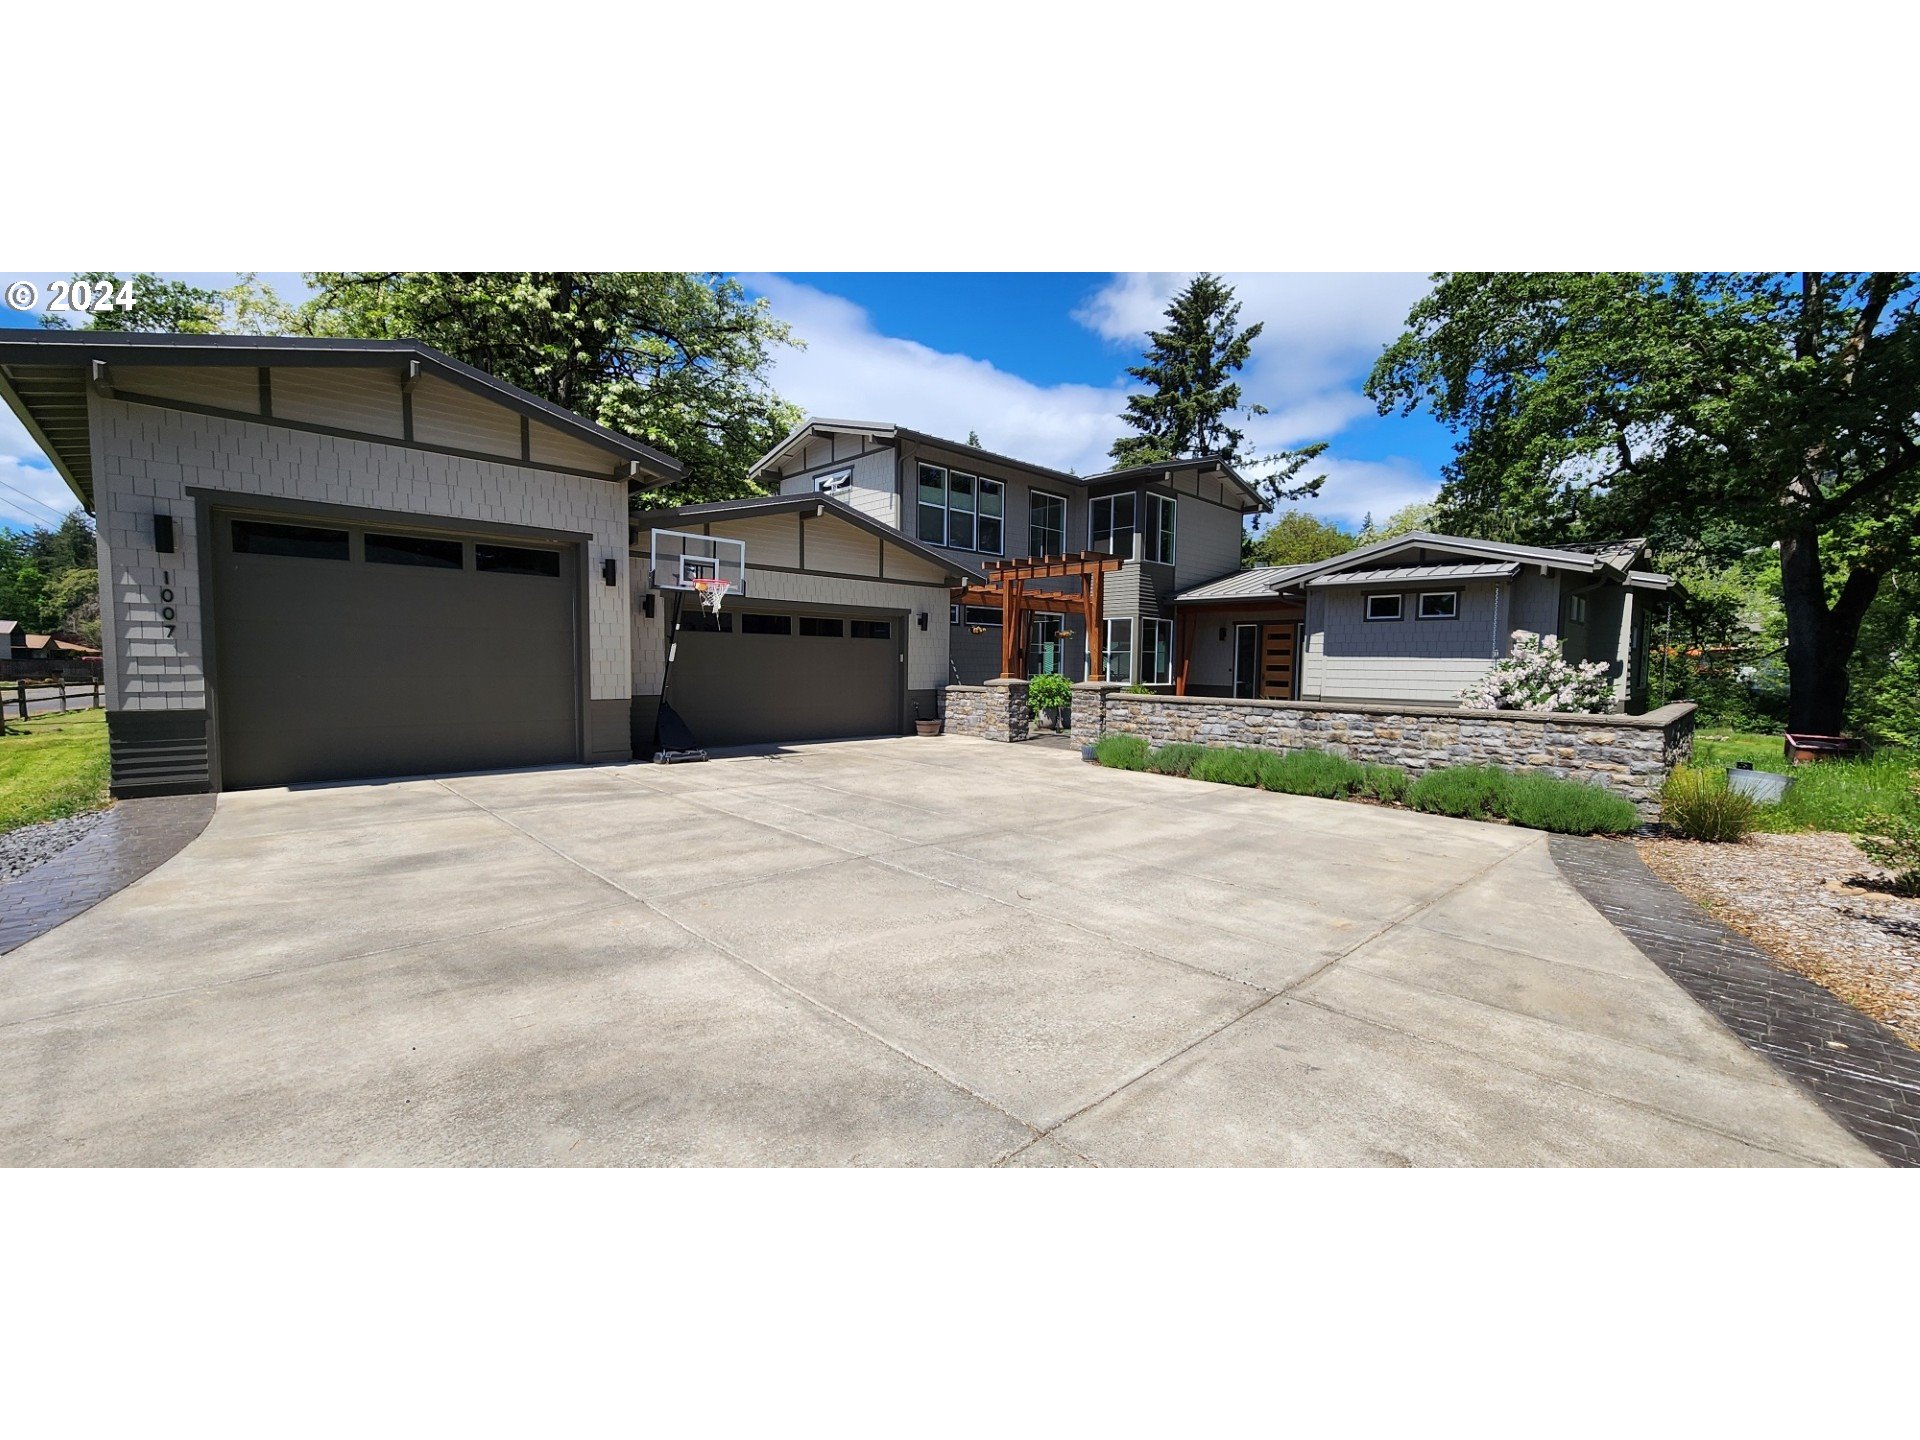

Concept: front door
[[1262, 623, 1300, 700], [1232, 623, 1259, 698], [1028, 612, 1064, 676]]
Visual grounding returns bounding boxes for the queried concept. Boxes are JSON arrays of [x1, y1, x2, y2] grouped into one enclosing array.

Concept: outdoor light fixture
[[642, 593, 656, 618], [153, 513, 175, 554], [917, 612, 929, 631], [1219, 626, 1227, 641], [602, 558, 617, 587]]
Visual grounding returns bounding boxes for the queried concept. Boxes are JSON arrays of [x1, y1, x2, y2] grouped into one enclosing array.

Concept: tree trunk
[[1779, 519, 1880, 734]]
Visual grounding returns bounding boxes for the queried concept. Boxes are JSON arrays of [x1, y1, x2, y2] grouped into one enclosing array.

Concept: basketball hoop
[[690, 577, 732, 616]]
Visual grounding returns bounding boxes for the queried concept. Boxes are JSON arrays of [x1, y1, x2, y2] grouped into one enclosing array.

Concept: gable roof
[[630, 493, 984, 585], [0, 331, 683, 511], [749, 418, 1264, 510], [1175, 564, 1319, 602]]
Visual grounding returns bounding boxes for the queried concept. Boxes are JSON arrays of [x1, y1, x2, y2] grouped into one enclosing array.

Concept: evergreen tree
[[1109, 274, 1325, 508]]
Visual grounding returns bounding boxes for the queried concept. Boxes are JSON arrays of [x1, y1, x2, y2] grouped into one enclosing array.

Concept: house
[[1172, 532, 1673, 712], [0, 332, 979, 794], [746, 420, 1264, 687]]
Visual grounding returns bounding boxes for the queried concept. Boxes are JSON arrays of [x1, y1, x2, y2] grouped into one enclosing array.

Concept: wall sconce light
[[602, 558, 618, 587], [1218, 626, 1227, 641], [642, 592, 656, 618], [916, 611, 929, 631], [153, 513, 175, 554]]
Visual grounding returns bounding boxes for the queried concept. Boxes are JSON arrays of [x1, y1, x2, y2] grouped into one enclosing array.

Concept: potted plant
[[913, 700, 941, 737], [1027, 672, 1074, 733]]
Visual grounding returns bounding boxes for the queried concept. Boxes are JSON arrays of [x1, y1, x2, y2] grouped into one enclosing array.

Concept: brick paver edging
[[1550, 834, 1920, 1168], [0, 794, 215, 955]]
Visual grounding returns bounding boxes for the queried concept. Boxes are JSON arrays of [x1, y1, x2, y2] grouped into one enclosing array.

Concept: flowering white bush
[[1458, 631, 1615, 713]]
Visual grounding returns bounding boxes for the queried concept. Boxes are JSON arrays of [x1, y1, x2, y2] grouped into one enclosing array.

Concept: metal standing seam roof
[[629, 492, 985, 585], [1306, 562, 1522, 588], [1173, 564, 1319, 602]]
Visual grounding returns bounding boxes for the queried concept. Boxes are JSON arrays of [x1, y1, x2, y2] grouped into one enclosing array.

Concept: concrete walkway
[[0, 737, 1878, 1166]]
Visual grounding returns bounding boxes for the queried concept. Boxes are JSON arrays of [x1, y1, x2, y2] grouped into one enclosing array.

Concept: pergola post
[[1175, 609, 1197, 695], [1087, 564, 1105, 681]]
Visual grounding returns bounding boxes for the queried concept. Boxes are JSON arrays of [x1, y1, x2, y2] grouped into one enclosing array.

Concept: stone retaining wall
[[1056, 684, 1696, 817], [943, 680, 1030, 742]]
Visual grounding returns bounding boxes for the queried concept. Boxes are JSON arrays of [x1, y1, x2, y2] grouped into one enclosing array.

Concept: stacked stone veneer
[[1032, 683, 1695, 817], [942, 680, 1030, 742]]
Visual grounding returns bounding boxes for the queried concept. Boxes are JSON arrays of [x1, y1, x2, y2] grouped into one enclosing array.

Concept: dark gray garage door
[[667, 605, 902, 748], [211, 512, 579, 788]]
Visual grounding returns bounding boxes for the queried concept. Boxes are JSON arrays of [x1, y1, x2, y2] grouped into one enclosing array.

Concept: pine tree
[[1109, 274, 1324, 507]]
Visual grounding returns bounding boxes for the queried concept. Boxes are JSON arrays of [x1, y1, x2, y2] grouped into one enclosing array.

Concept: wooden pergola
[[952, 552, 1126, 679]]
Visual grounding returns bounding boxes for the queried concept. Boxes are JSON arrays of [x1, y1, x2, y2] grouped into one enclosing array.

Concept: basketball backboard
[[648, 528, 747, 594]]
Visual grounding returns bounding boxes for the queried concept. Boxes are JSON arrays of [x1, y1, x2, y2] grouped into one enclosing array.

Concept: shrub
[[1188, 746, 1265, 787], [1255, 748, 1367, 799], [1659, 766, 1757, 842], [1093, 733, 1149, 770], [1458, 631, 1614, 713], [1500, 773, 1639, 835], [1409, 765, 1511, 819], [1360, 764, 1411, 804], [1860, 800, 1920, 895], [1026, 672, 1074, 719], [1145, 743, 1206, 777]]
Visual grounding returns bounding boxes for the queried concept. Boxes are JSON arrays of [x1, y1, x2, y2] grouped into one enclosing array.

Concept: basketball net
[[691, 577, 732, 616]]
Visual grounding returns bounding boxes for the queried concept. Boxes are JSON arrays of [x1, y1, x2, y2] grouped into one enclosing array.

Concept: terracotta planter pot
[[915, 719, 942, 736]]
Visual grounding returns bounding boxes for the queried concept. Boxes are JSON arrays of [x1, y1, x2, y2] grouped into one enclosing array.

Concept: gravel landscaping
[[1640, 832, 1920, 1050], [0, 809, 109, 884]]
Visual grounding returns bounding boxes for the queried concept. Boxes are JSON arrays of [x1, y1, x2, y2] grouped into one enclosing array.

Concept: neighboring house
[[0, 620, 28, 660], [1173, 532, 1674, 712], [747, 421, 1264, 687]]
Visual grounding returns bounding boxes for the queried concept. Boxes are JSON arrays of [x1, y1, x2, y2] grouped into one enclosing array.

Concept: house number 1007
[[159, 571, 175, 636]]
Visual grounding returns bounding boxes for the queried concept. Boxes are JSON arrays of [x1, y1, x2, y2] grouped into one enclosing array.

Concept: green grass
[[1685, 729, 1918, 835], [0, 708, 111, 832]]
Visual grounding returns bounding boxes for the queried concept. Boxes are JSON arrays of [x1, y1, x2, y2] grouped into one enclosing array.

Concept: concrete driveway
[[0, 737, 1875, 1166]]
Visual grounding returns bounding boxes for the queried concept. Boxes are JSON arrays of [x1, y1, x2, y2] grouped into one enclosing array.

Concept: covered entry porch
[[951, 552, 1126, 680], [1173, 598, 1306, 698]]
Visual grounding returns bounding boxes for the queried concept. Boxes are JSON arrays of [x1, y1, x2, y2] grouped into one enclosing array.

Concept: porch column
[[999, 579, 1017, 677], [1175, 609, 1197, 695], [1087, 567, 1105, 681]]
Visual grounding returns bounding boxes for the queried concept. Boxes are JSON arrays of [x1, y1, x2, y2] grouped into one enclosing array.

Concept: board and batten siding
[[773, 438, 899, 527], [88, 393, 635, 713]]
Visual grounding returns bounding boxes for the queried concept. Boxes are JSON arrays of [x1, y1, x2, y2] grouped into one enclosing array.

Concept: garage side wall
[[89, 394, 633, 790]]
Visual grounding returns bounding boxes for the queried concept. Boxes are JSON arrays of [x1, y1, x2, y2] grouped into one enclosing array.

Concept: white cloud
[[1273, 454, 1445, 533], [0, 410, 80, 528]]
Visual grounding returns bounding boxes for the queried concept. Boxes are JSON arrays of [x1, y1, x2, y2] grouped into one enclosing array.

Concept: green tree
[[1355, 500, 1438, 544], [0, 553, 52, 631], [47, 567, 100, 646], [1369, 273, 1920, 734], [42, 271, 298, 335], [300, 272, 803, 503], [1109, 273, 1326, 508], [1246, 510, 1355, 567]]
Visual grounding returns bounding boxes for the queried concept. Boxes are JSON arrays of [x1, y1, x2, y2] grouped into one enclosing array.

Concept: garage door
[[211, 512, 579, 788], [667, 605, 902, 748]]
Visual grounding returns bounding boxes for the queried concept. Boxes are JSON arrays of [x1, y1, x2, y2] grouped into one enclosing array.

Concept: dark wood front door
[[1261, 623, 1299, 700]]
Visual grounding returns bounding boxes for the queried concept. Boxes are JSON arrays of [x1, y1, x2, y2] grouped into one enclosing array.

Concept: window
[[947, 471, 977, 550], [366, 532, 462, 569], [952, 605, 1001, 627], [1102, 617, 1134, 683], [231, 519, 348, 561], [475, 544, 561, 578], [814, 467, 853, 494], [850, 619, 892, 640], [977, 478, 1004, 555], [798, 616, 844, 638], [1417, 591, 1458, 620], [1090, 493, 1137, 557], [1143, 618, 1173, 685], [1029, 490, 1066, 556], [1146, 494, 1177, 565], [679, 609, 733, 633], [1568, 593, 1588, 624], [741, 613, 791, 635], [917, 463, 947, 545], [1364, 593, 1403, 622]]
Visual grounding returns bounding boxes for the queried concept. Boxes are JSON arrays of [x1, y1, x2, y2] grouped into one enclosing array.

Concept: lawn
[[1690, 729, 1918, 834], [0, 708, 111, 832]]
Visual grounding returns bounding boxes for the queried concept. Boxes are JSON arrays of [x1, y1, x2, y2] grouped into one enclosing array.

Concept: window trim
[[1567, 592, 1588, 624], [1102, 616, 1134, 684], [916, 462, 948, 547], [1090, 492, 1138, 558], [1364, 593, 1404, 622], [1232, 622, 1259, 698], [952, 604, 1003, 628], [814, 467, 854, 494], [1145, 493, 1177, 566], [1028, 488, 1068, 557], [916, 461, 1004, 554], [1415, 590, 1459, 621], [1142, 617, 1174, 686], [976, 476, 1004, 557]]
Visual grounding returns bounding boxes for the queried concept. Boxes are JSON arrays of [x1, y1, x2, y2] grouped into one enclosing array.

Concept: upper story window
[[814, 467, 853, 495], [914, 463, 1002, 554], [1146, 493, 1177, 565], [1090, 493, 1137, 558], [1029, 490, 1066, 557]]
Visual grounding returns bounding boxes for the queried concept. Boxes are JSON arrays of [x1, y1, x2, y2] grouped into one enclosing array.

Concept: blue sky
[[1, 272, 1454, 532]]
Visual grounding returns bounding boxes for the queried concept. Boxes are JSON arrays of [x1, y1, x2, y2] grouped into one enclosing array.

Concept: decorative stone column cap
[[984, 676, 1030, 689], [1071, 680, 1125, 693]]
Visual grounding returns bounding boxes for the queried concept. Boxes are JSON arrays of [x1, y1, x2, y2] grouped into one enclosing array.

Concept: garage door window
[[850, 619, 892, 639], [475, 544, 560, 578], [679, 610, 732, 632], [741, 613, 792, 635], [231, 519, 349, 561], [366, 532, 463, 569], [799, 616, 845, 638]]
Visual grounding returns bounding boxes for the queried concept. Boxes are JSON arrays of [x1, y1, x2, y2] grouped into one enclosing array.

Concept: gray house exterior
[[747, 420, 1261, 687]]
